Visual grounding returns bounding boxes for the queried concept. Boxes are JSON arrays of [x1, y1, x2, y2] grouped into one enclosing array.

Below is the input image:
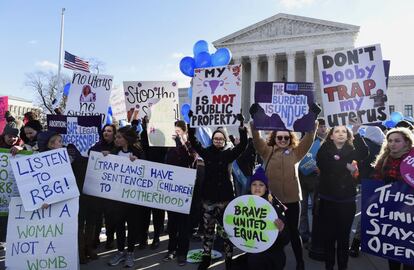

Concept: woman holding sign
[[89, 124, 117, 250], [316, 125, 368, 270], [249, 111, 317, 270], [188, 113, 247, 270], [163, 120, 197, 266], [107, 126, 146, 268], [372, 127, 414, 270]]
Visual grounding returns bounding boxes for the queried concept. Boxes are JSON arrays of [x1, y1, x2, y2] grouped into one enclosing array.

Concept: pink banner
[[400, 148, 414, 188], [0, 96, 8, 134]]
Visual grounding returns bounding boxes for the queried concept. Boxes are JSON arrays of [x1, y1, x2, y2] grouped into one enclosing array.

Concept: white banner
[[10, 148, 80, 211], [147, 98, 176, 147], [6, 197, 79, 270], [0, 149, 32, 215], [123, 81, 179, 122], [317, 44, 388, 127], [110, 85, 128, 122], [191, 64, 242, 127], [65, 71, 113, 125], [83, 151, 196, 214], [223, 195, 278, 253]]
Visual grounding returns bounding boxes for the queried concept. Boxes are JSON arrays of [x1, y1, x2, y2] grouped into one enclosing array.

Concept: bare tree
[[87, 58, 106, 74], [25, 71, 70, 114]]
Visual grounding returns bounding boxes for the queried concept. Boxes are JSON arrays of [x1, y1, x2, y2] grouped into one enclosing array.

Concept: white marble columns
[[305, 50, 315, 82], [250, 55, 259, 105], [286, 51, 296, 81], [267, 54, 277, 81]]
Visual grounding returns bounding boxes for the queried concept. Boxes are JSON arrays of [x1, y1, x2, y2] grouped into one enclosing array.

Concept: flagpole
[[56, 8, 65, 89]]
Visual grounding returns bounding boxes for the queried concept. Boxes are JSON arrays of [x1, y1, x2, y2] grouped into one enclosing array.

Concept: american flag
[[64, 51, 90, 72]]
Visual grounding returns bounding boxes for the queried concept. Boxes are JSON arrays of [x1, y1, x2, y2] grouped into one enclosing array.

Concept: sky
[[1, 0, 413, 102]]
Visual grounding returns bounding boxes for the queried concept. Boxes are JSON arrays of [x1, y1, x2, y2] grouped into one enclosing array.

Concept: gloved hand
[[249, 103, 259, 118], [310, 103, 322, 116], [188, 110, 194, 118]]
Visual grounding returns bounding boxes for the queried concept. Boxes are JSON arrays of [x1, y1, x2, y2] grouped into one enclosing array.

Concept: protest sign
[[83, 151, 196, 214], [299, 138, 321, 176], [146, 98, 176, 147], [10, 148, 80, 211], [223, 195, 278, 253], [317, 44, 388, 127], [400, 148, 414, 188], [47, 115, 101, 157], [6, 197, 78, 270], [0, 96, 8, 134], [253, 82, 315, 131], [191, 64, 242, 127], [65, 71, 113, 125], [186, 249, 222, 263], [123, 81, 179, 122], [361, 179, 414, 265], [110, 85, 128, 123], [0, 149, 32, 216]]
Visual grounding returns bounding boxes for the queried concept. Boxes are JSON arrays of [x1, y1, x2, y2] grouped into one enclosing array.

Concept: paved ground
[[0, 192, 389, 270]]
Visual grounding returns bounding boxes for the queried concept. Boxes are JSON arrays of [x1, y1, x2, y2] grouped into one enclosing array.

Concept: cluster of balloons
[[383, 111, 404, 128], [179, 40, 232, 77]]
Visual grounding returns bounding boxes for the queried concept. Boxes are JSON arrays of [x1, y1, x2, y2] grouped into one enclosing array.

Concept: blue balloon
[[179, 57, 195, 77], [384, 120, 396, 128], [195, 52, 211, 68], [63, 83, 71, 96], [181, 103, 190, 116], [106, 114, 113, 125], [187, 87, 193, 100], [183, 114, 190, 124], [391, 111, 404, 123], [211, 48, 232, 66], [108, 106, 113, 116], [193, 40, 209, 56]]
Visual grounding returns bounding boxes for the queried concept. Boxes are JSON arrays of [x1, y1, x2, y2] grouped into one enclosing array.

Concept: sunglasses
[[276, 135, 290, 141]]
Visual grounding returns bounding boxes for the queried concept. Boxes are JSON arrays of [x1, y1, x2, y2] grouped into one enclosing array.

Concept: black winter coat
[[316, 134, 369, 201], [189, 127, 248, 202]]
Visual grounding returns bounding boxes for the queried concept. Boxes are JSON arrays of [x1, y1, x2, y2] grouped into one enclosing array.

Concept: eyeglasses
[[276, 136, 290, 141], [213, 137, 225, 142]]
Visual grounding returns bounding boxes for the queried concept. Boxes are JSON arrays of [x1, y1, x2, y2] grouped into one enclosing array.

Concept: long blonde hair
[[372, 127, 414, 168]]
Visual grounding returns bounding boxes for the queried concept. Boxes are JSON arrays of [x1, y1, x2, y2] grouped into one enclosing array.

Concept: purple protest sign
[[400, 148, 414, 188], [47, 115, 101, 157], [253, 82, 316, 131], [361, 179, 414, 265]]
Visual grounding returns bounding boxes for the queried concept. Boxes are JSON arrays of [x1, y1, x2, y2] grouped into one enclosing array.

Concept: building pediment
[[214, 13, 359, 46]]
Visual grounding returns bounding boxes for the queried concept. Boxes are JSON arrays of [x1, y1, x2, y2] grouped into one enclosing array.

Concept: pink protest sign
[[0, 96, 8, 134], [400, 148, 414, 188]]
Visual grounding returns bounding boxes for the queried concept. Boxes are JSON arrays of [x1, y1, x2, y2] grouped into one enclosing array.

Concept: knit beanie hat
[[249, 166, 269, 188], [3, 122, 20, 137], [212, 128, 228, 142], [24, 120, 43, 132], [364, 126, 385, 146], [396, 120, 414, 131], [37, 130, 60, 152]]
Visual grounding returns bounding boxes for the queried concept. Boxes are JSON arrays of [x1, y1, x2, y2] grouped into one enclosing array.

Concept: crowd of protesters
[[0, 105, 413, 270]]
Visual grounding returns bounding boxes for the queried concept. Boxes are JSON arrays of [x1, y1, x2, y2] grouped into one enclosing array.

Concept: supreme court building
[[202, 13, 414, 119]]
